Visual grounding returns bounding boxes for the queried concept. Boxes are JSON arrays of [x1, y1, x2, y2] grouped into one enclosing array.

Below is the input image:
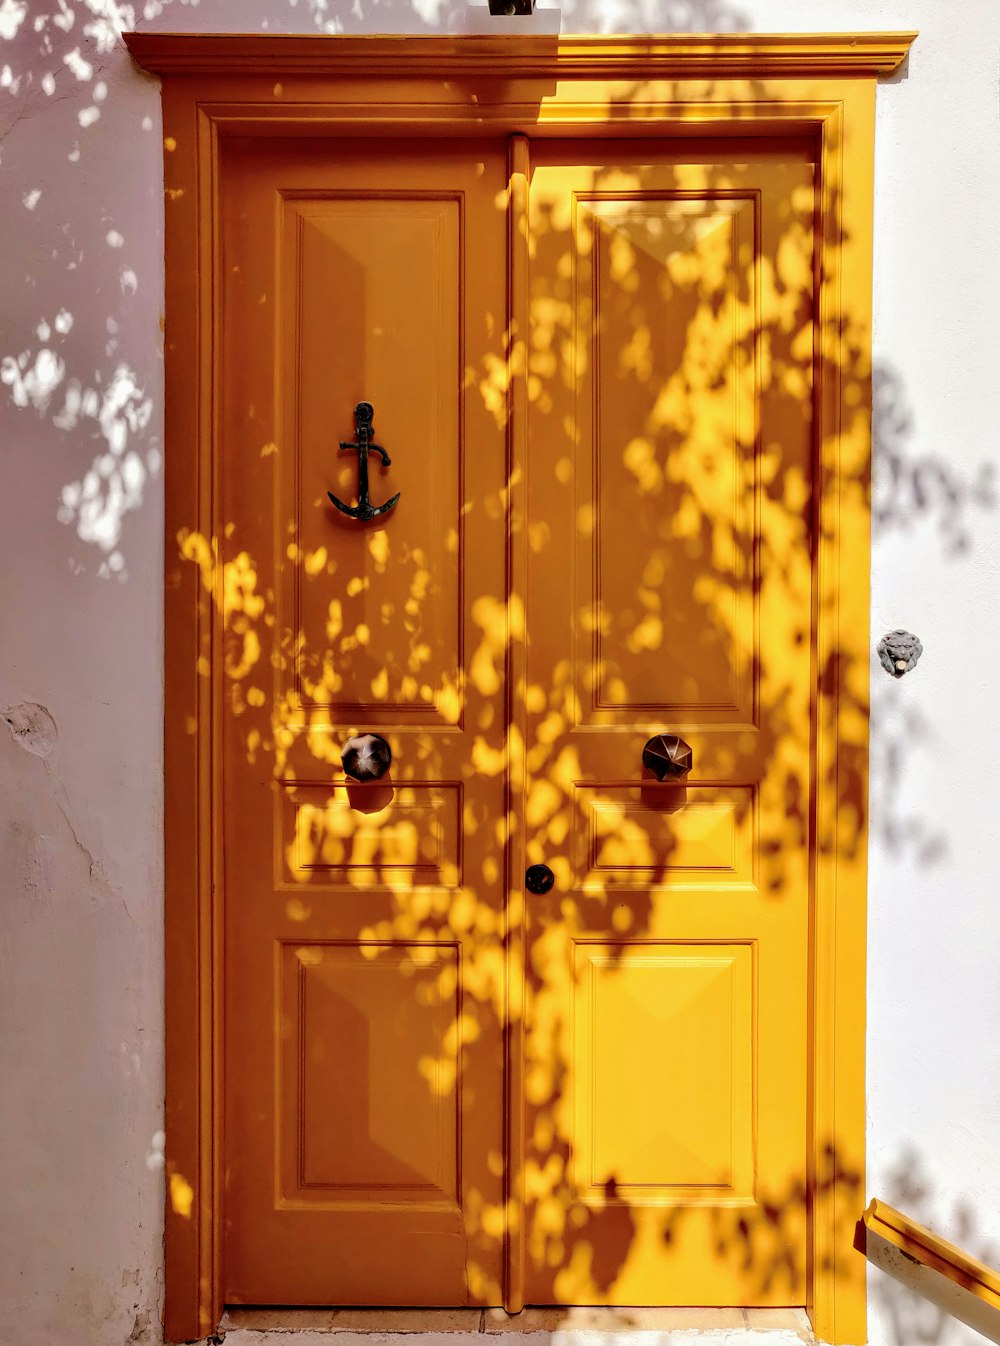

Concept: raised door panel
[[585, 195, 757, 719], [572, 943, 753, 1200], [285, 197, 462, 723], [279, 942, 460, 1203], [575, 784, 756, 888], [282, 782, 462, 889]]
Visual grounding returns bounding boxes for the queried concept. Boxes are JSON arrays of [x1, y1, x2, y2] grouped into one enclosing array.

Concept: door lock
[[525, 863, 555, 895]]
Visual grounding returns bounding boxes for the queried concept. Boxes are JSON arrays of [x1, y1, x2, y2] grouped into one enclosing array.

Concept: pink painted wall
[[1, 4, 998, 1344]]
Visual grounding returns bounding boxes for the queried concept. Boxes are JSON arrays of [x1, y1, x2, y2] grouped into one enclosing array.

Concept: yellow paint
[[863, 1199, 1000, 1310], [138, 31, 909, 1344]]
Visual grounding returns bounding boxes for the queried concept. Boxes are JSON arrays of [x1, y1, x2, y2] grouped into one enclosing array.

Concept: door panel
[[522, 144, 815, 1305], [587, 195, 756, 716], [220, 139, 509, 1306], [278, 941, 460, 1201], [283, 781, 462, 887], [290, 195, 462, 721], [574, 784, 756, 886], [572, 942, 754, 1199]]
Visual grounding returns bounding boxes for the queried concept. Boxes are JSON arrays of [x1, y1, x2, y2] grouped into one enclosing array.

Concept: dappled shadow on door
[[180, 104, 858, 1310]]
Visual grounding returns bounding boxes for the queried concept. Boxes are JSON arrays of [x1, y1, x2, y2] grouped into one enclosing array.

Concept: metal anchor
[[328, 401, 400, 522]]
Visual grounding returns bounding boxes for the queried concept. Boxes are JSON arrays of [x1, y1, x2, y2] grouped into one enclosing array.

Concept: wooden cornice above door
[[126, 31, 915, 80]]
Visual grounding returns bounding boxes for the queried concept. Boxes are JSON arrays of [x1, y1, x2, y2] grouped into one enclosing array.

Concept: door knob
[[642, 733, 693, 781], [342, 733, 392, 782], [525, 863, 555, 895]]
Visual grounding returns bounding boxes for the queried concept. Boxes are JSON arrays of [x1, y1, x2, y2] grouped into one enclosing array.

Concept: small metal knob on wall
[[341, 733, 392, 782], [642, 733, 693, 781]]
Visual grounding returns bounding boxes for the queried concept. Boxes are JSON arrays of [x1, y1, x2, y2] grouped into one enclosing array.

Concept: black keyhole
[[525, 863, 555, 895]]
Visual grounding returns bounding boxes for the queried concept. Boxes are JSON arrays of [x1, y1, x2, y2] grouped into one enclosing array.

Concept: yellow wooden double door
[[220, 134, 815, 1309]]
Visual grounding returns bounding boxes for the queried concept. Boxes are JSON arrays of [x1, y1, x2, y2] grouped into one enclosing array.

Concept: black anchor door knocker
[[328, 401, 400, 522]]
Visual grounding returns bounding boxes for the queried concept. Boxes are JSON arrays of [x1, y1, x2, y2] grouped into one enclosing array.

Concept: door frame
[[125, 30, 916, 1345]]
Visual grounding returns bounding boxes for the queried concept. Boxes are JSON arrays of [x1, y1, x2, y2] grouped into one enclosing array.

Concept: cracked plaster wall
[[1, 2, 999, 1345]]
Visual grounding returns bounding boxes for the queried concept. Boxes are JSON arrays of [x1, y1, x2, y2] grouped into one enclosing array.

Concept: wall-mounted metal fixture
[[489, 0, 536, 13], [877, 629, 923, 678], [328, 401, 400, 523], [642, 733, 693, 781], [341, 733, 392, 782]]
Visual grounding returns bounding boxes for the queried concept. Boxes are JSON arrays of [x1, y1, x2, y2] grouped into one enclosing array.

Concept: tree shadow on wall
[[865, 1148, 1000, 1346], [133, 0, 753, 37], [867, 359, 997, 869], [2, 1, 999, 1339], [872, 361, 996, 558]]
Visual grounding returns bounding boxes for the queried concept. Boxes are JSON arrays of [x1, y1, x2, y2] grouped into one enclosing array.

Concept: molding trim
[[503, 130, 530, 1313], [863, 1200, 1000, 1309], [148, 34, 891, 1345], [125, 31, 916, 79]]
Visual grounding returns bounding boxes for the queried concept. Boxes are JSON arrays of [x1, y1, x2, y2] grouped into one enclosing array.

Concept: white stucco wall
[[1, 3, 998, 1344]]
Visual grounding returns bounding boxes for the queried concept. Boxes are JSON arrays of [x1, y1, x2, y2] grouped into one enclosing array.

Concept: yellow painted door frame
[[127, 30, 917, 1346]]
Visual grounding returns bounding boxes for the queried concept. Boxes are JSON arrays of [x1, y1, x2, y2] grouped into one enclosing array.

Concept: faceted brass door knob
[[341, 733, 392, 782], [642, 733, 693, 781]]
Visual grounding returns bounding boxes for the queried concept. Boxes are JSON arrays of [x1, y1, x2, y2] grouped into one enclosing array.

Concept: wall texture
[[1, 3, 997, 1344]]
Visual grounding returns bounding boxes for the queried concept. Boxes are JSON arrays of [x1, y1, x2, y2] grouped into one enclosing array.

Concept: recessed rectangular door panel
[[220, 138, 508, 1307], [523, 143, 815, 1306]]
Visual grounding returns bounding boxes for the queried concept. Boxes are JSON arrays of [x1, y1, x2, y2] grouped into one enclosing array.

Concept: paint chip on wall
[[1, 702, 58, 758]]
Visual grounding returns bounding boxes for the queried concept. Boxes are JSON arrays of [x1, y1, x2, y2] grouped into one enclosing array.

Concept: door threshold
[[220, 1307, 813, 1340]]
